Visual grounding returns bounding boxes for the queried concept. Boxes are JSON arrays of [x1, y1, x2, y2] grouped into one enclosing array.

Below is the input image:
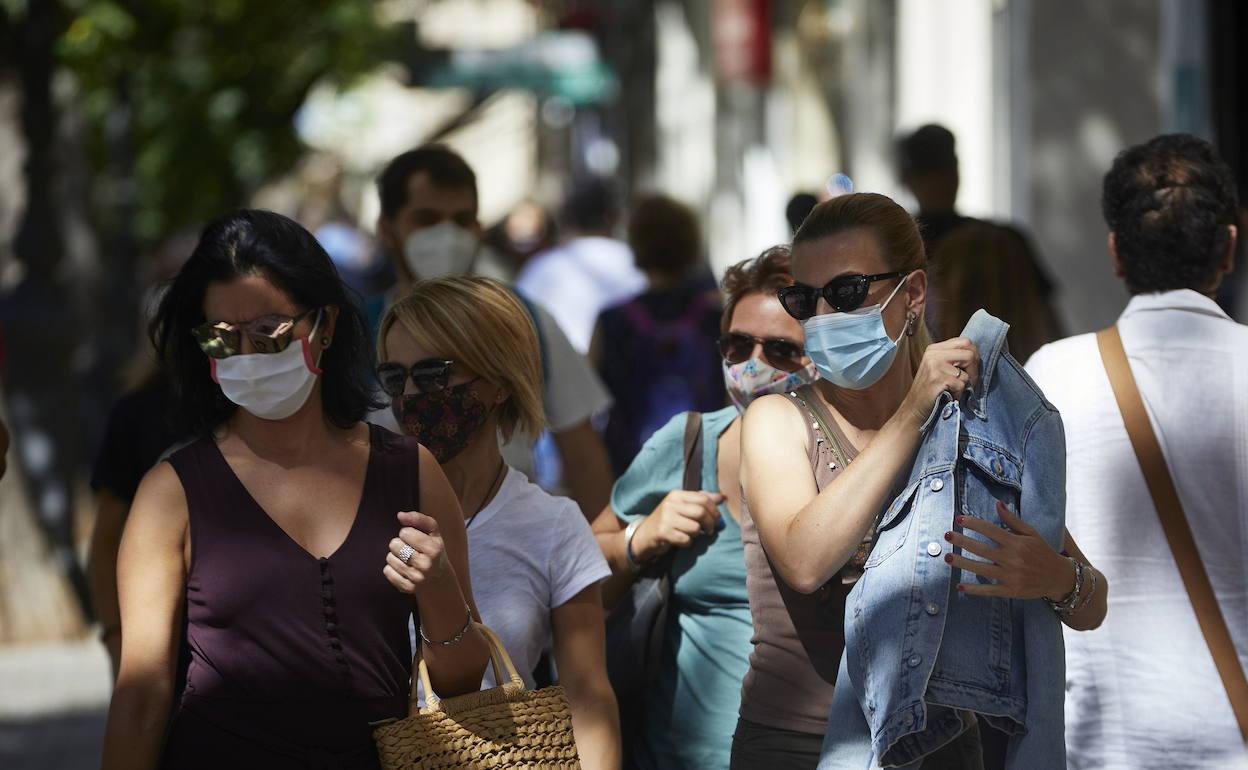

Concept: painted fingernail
[[957, 584, 966, 592], [944, 531, 953, 541], [944, 554, 953, 564], [956, 515, 966, 525]]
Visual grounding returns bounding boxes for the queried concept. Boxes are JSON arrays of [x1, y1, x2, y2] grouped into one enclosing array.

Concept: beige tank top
[[737, 384, 870, 735]]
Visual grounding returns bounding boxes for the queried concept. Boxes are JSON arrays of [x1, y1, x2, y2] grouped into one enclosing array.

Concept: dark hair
[[792, 192, 931, 371], [897, 124, 957, 178], [785, 192, 819, 234], [150, 209, 382, 436], [720, 245, 795, 332], [561, 178, 619, 233], [377, 144, 478, 219], [628, 194, 701, 277], [1101, 134, 1238, 294]]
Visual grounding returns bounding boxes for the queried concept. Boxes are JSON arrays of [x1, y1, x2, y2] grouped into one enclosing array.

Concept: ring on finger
[[397, 544, 415, 565]]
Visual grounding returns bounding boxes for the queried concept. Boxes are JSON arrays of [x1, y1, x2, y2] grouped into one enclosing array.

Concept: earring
[[321, 337, 331, 347], [905, 314, 917, 337]]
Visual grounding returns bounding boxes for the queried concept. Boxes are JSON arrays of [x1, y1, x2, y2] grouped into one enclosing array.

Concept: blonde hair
[[792, 192, 932, 374], [377, 276, 545, 442]]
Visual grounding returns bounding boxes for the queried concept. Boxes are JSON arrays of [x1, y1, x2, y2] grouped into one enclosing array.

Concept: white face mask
[[402, 221, 480, 279], [211, 312, 323, 421]]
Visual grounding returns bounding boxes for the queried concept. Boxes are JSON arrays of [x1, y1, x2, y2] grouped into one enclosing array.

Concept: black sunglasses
[[191, 307, 320, 359], [718, 333, 806, 372], [376, 358, 456, 398], [777, 271, 910, 321]]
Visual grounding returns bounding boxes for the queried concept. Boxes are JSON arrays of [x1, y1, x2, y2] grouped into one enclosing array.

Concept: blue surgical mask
[[802, 275, 911, 390]]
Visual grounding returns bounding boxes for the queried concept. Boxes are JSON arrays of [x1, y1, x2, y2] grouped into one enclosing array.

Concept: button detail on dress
[[926, 541, 943, 557], [930, 478, 945, 492]]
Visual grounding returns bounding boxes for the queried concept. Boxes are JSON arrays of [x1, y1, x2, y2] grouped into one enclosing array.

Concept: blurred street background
[[1, 1, 1246, 767]]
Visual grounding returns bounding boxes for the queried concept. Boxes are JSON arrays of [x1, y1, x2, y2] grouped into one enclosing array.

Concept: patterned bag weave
[[372, 623, 582, 769]]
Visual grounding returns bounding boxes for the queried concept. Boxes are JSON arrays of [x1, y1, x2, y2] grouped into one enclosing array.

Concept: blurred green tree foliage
[[3, 0, 400, 241]]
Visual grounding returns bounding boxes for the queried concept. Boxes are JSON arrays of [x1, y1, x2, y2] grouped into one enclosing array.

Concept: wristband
[[624, 518, 645, 570]]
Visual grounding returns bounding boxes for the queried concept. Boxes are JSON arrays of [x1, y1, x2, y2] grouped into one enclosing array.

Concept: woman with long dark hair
[[100, 209, 488, 769]]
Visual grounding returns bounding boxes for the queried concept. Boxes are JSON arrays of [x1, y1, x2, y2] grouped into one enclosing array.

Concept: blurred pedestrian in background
[[897, 124, 1062, 347], [786, 192, 820, 235], [593, 246, 817, 770], [100, 210, 488, 769], [378, 276, 620, 769], [515, 177, 648, 354], [592, 194, 725, 476], [373, 145, 614, 520], [1027, 134, 1248, 770]]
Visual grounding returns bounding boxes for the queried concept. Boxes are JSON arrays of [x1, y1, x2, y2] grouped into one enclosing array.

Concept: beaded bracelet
[[419, 604, 474, 647], [1044, 558, 1085, 617]]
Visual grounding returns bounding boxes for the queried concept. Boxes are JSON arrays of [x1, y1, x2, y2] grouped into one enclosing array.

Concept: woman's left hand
[[945, 501, 1075, 600], [385, 510, 453, 596]]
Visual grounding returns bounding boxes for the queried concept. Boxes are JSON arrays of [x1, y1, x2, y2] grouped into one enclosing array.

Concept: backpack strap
[[1097, 325, 1248, 745], [511, 289, 551, 385]]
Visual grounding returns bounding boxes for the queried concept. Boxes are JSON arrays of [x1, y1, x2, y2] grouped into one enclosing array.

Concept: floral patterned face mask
[[722, 357, 819, 413], [393, 378, 491, 463]]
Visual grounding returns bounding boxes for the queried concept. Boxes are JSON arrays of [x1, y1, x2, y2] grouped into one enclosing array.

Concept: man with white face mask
[[373, 145, 615, 521]]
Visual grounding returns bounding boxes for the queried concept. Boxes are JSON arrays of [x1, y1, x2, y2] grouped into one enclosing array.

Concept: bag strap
[[413, 622, 525, 712], [682, 411, 704, 492], [1097, 325, 1248, 744]]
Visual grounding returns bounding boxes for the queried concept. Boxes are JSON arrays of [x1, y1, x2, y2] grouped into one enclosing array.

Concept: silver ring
[[397, 544, 415, 565]]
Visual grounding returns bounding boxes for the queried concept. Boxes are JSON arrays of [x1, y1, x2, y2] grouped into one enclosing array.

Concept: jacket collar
[[1118, 289, 1231, 323], [961, 309, 1010, 404]]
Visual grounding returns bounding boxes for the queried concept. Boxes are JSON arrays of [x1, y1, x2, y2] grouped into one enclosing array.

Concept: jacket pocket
[[864, 480, 920, 568]]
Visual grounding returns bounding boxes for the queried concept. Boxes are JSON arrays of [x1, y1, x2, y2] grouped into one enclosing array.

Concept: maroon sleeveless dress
[[162, 423, 419, 769]]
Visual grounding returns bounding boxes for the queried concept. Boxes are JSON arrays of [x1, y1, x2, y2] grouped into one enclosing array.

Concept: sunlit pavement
[[0, 640, 111, 770]]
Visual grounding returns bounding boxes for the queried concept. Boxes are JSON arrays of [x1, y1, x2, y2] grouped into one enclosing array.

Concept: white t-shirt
[[1026, 289, 1248, 770], [412, 467, 611, 693], [514, 236, 647, 354], [371, 293, 612, 489]]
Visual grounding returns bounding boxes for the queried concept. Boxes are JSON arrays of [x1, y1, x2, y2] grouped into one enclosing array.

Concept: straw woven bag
[[372, 623, 582, 769]]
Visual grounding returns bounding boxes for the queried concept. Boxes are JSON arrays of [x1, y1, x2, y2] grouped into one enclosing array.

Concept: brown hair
[[792, 192, 931, 372], [720, 245, 795, 331], [378, 276, 545, 442], [628, 194, 702, 277]]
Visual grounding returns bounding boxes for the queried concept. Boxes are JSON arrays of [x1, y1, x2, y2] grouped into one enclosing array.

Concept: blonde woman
[[376, 277, 621, 769]]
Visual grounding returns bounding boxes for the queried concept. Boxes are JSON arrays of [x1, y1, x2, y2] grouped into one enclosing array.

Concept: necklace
[[464, 459, 508, 531]]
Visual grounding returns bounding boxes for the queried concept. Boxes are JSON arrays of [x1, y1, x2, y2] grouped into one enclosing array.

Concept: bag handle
[[682, 411, 704, 492], [1097, 326, 1248, 744], [412, 623, 525, 711]]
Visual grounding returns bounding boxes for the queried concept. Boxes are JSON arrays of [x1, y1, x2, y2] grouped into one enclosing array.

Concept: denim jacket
[[819, 310, 1067, 769]]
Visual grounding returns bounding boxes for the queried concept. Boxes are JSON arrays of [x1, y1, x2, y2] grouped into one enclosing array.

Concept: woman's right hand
[[898, 337, 981, 428], [631, 490, 724, 563]]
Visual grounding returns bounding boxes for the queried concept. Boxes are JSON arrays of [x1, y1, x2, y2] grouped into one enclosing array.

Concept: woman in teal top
[[593, 246, 818, 770]]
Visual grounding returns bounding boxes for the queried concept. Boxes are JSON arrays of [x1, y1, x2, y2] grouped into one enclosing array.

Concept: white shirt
[[514, 236, 647, 353], [372, 296, 612, 488], [1026, 290, 1248, 770], [413, 468, 610, 693]]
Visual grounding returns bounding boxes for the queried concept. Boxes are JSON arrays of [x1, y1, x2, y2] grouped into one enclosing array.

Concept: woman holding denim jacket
[[735, 193, 1107, 770]]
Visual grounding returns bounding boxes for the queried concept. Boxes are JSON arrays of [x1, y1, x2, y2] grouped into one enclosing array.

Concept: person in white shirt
[[514, 178, 648, 354], [372, 146, 614, 519], [377, 276, 620, 770], [1026, 133, 1248, 770]]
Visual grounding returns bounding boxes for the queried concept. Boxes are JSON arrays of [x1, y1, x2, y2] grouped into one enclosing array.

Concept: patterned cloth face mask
[[722, 358, 819, 413], [392, 379, 491, 463]]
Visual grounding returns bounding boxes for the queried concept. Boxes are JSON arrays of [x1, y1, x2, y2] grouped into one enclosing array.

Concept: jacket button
[[925, 602, 940, 616], [904, 713, 915, 726], [930, 478, 945, 492], [942, 403, 955, 420], [991, 457, 1004, 475], [908, 654, 922, 668], [926, 541, 943, 557]]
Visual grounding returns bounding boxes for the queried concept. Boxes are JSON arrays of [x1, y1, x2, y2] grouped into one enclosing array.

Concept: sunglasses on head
[[191, 307, 320, 359], [376, 358, 457, 398], [777, 271, 910, 321], [718, 332, 806, 372]]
